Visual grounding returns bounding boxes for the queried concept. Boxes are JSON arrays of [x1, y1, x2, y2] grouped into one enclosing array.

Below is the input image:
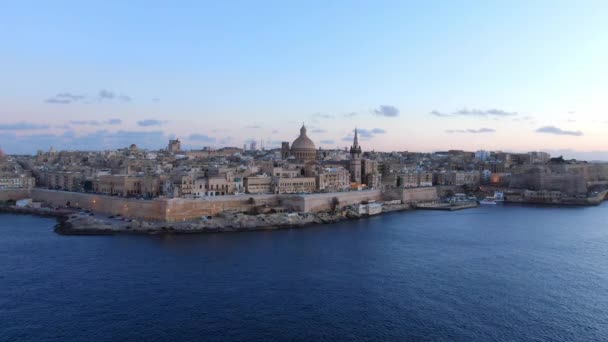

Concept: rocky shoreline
[[1, 203, 411, 235], [6, 195, 605, 235], [0, 206, 73, 219]]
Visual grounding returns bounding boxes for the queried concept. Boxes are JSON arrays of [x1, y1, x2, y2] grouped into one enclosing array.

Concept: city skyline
[[2, 1, 608, 159]]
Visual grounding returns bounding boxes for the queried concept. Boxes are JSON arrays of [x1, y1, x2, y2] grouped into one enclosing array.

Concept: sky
[[1, 1, 608, 159]]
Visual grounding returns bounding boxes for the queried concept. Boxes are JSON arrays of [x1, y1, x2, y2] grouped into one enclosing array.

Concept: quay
[[415, 202, 478, 211]]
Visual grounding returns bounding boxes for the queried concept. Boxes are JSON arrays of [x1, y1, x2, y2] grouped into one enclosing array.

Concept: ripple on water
[[1, 204, 608, 341]]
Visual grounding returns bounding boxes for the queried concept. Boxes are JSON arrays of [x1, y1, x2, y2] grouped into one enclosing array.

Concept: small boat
[[480, 197, 497, 205], [494, 191, 505, 202]]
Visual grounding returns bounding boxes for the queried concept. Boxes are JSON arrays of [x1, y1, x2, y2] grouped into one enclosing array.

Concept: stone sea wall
[[29, 189, 283, 222], [0, 189, 31, 201], [164, 194, 279, 221], [403, 187, 439, 203], [298, 190, 383, 213], [3, 186, 440, 222], [165, 191, 384, 221], [383, 187, 439, 204], [31, 189, 166, 221]]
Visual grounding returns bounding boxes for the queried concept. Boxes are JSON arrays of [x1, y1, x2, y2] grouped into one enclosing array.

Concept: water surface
[[2, 204, 608, 341]]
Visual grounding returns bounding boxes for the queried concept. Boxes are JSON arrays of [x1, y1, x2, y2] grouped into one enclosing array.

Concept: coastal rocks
[[56, 211, 341, 235], [382, 203, 411, 213], [46, 202, 414, 235]]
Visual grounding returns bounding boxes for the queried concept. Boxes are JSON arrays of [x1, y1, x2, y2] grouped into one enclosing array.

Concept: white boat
[[494, 191, 505, 202], [480, 197, 497, 205]]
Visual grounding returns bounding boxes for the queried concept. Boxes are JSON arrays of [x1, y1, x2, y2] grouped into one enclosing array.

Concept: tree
[[248, 197, 256, 214], [83, 180, 93, 192], [331, 197, 340, 212]]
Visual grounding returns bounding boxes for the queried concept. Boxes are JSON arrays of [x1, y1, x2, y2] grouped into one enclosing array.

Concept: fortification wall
[[509, 172, 541, 190], [279, 196, 306, 212], [0, 189, 31, 201], [549, 163, 608, 182], [298, 190, 383, 213], [509, 170, 587, 194], [164, 194, 279, 222], [434, 185, 464, 197], [381, 189, 404, 201], [541, 174, 587, 194], [30, 189, 166, 221], [402, 187, 439, 203], [22, 188, 412, 222], [382, 187, 440, 204], [586, 164, 608, 182]]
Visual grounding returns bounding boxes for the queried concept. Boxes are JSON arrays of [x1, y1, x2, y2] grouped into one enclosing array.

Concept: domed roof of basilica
[[291, 125, 316, 150]]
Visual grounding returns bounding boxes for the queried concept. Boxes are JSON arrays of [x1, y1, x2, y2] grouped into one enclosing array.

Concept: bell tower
[[349, 128, 362, 183]]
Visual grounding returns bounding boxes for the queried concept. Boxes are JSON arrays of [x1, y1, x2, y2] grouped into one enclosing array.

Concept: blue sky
[[1, 1, 608, 159]]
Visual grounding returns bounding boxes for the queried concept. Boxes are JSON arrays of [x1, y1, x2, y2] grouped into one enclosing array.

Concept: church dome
[[291, 125, 316, 151], [290, 124, 316, 163]]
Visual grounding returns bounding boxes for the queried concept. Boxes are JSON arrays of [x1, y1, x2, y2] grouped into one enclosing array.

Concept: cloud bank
[[431, 108, 517, 118], [98, 89, 131, 102], [445, 128, 496, 134], [373, 105, 400, 117], [0, 130, 168, 154], [188, 134, 216, 143], [342, 127, 387, 141], [137, 119, 166, 127], [45, 93, 86, 104], [45, 89, 132, 104], [0, 122, 50, 130], [69, 119, 122, 126], [535, 126, 583, 136]]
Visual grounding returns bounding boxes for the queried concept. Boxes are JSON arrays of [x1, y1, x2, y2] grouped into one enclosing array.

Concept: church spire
[[349, 127, 362, 183], [350, 127, 361, 159]]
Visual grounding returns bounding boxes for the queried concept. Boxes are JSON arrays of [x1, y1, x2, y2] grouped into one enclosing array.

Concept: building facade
[[244, 176, 272, 194], [167, 139, 181, 153], [316, 167, 351, 192], [272, 176, 316, 194], [0, 175, 36, 189], [193, 176, 236, 197]]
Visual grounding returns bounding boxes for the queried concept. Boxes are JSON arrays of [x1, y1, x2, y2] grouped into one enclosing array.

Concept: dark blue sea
[[2, 203, 608, 341]]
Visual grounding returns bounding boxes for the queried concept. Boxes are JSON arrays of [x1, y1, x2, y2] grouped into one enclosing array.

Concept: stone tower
[[281, 142, 290, 159], [349, 128, 362, 183]]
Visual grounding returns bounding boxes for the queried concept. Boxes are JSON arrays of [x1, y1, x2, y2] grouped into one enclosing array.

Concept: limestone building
[[281, 142, 290, 160], [316, 167, 351, 192], [193, 176, 235, 197], [0, 174, 36, 189], [244, 176, 272, 194], [272, 176, 316, 194], [167, 139, 181, 153]]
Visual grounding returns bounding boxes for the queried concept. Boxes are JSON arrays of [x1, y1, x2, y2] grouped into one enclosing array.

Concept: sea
[[2, 203, 608, 341]]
